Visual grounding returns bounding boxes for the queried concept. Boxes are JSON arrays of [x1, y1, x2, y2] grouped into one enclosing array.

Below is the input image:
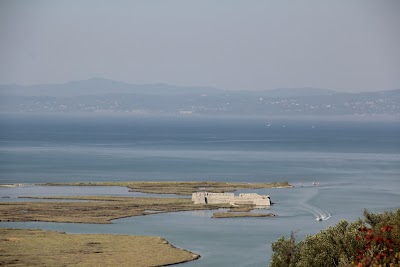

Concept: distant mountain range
[[260, 87, 336, 98], [0, 77, 222, 97], [1, 78, 399, 117]]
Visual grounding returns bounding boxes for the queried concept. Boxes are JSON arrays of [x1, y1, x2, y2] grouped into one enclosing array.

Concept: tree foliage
[[354, 225, 400, 266], [270, 231, 301, 267], [354, 209, 400, 267], [270, 209, 400, 267]]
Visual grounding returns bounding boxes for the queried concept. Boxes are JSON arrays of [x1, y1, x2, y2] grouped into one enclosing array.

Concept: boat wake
[[301, 203, 331, 221], [297, 187, 331, 221], [313, 208, 331, 221]]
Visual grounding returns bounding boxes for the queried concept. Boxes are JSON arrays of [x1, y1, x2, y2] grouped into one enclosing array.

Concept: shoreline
[[0, 181, 289, 266], [0, 228, 200, 267]]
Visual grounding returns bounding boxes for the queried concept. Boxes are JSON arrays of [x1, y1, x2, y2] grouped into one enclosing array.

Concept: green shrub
[[270, 232, 302, 267], [270, 209, 400, 267]]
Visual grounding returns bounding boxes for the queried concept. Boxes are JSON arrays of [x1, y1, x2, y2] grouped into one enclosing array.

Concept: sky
[[0, 0, 399, 92]]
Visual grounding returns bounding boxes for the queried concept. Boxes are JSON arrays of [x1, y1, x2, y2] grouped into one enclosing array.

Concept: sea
[[0, 114, 399, 266]]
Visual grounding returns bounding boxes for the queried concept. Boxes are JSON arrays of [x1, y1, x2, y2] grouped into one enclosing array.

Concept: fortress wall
[[251, 198, 271, 206], [207, 193, 235, 197], [238, 193, 270, 199], [233, 197, 270, 206], [206, 194, 234, 204], [235, 194, 271, 206], [192, 192, 271, 206], [232, 200, 254, 205], [192, 192, 207, 204], [239, 193, 260, 197]]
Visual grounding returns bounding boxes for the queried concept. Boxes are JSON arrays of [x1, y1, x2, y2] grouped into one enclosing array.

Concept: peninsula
[[0, 181, 291, 224], [0, 228, 199, 267]]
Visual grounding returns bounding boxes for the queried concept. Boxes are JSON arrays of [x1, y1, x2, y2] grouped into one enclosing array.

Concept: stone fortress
[[192, 192, 271, 206]]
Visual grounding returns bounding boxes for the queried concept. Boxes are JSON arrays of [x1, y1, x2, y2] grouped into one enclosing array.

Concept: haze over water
[[1, 115, 399, 184]]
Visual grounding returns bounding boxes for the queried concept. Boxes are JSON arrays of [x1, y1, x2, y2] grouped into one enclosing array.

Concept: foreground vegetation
[[0, 228, 199, 266], [270, 209, 400, 267], [44, 181, 292, 195]]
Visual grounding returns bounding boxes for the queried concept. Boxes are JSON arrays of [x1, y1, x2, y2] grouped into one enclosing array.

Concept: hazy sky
[[0, 0, 399, 92]]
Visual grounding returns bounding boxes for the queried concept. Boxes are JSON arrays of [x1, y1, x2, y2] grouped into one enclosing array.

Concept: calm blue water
[[1, 114, 399, 184], [0, 114, 399, 266]]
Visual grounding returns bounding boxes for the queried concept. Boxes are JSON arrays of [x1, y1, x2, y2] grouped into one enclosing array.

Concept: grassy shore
[[0, 196, 231, 224], [0, 228, 199, 267], [44, 181, 292, 195]]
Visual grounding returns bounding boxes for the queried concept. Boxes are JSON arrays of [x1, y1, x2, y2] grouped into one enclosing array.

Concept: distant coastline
[[1, 78, 399, 118]]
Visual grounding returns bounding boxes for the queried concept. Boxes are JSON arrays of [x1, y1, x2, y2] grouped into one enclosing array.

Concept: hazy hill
[[261, 87, 336, 98], [0, 78, 222, 97], [0, 78, 399, 117], [0, 78, 338, 98]]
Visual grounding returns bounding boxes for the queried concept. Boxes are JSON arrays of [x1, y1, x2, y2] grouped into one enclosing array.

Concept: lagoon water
[[0, 115, 399, 266]]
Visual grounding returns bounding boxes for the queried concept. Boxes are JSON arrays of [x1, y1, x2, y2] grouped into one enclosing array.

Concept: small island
[[44, 181, 292, 195], [212, 212, 275, 218]]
